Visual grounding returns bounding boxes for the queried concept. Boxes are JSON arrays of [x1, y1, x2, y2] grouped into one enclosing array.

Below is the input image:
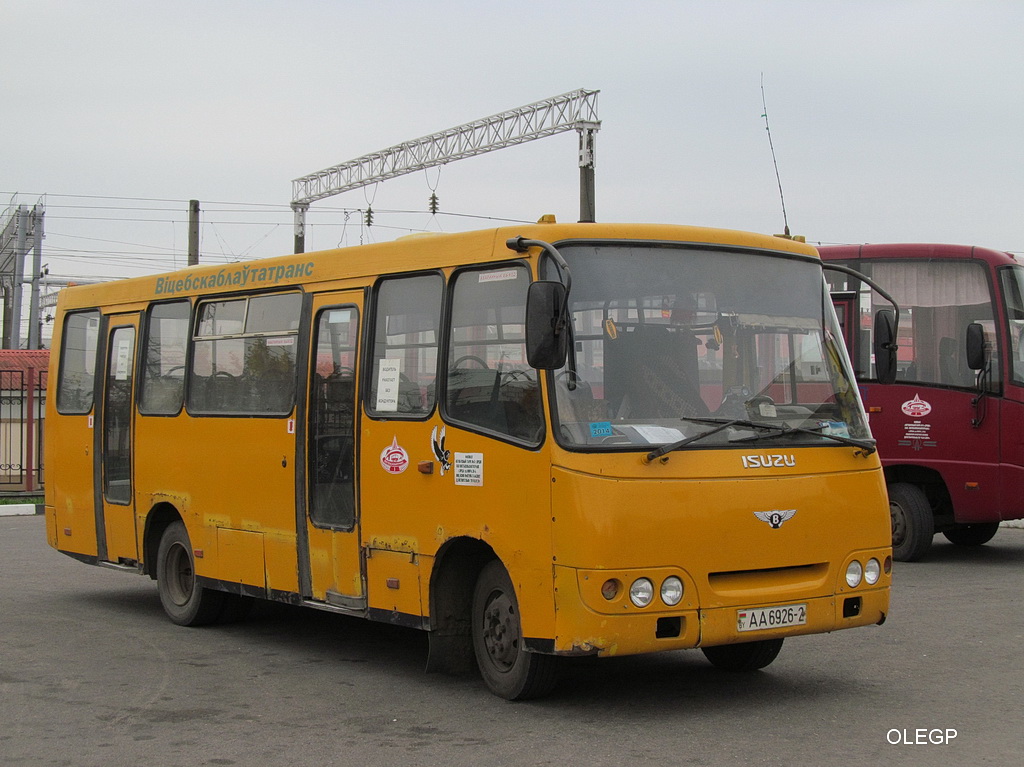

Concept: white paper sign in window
[[115, 337, 133, 381], [375, 358, 401, 412]]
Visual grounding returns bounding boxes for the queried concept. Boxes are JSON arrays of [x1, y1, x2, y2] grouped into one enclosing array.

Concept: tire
[[156, 521, 226, 626], [471, 560, 559, 700], [702, 638, 784, 671], [888, 482, 935, 562], [943, 522, 999, 547]]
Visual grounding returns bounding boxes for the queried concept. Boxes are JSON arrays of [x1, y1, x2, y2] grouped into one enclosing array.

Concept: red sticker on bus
[[380, 436, 409, 474]]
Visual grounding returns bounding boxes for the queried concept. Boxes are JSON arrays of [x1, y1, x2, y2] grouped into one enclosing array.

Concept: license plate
[[737, 603, 807, 632]]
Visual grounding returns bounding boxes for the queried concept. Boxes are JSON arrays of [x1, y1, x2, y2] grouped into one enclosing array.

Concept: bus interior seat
[[606, 324, 708, 418], [447, 366, 506, 432], [939, 336, 969, 386]]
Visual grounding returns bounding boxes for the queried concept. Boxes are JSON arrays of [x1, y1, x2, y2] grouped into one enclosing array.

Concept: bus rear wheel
[[943, 522, 999, 547], [702, 638, 784, 671], [156, 521, 226, 626], [889, 482, 934, 562], [471, 560, 559, 700]]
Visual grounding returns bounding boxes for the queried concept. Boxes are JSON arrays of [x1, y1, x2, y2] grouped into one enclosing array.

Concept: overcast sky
[[4, 0, 1024, 285]]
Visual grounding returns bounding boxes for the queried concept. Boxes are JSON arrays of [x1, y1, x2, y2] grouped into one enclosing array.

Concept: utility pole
[[27, 204, 44, 349], [578, 122, 598, 223], [188, 199, 200, 266], [291, 89, 601, 253], [10, 206, 27, 348]]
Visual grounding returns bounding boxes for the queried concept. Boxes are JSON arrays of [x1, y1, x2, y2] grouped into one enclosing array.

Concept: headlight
[[845, 560, 863, 588], [629, 578, 654, 607], [660, 576, 684, 606], [864, 558, 881, 585]]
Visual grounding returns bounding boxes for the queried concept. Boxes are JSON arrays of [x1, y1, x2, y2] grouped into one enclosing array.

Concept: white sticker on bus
[[478, 269, 518, 283], [454, 452, 484, 486], [375, 358, 401, 412]]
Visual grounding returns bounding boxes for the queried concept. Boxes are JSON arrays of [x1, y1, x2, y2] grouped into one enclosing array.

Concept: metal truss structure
[[290, 89, 600, 252], [1, 201, 45, 349]]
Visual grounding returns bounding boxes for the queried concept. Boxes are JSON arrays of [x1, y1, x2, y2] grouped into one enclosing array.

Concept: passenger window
[[189, 292, 302, 415], [445, 264, 542, 444], [309, 306, 359, 529], [139, 301, 190, 415], [56, 310, 100, 414], [367, 274, 443, 417], [103, 326, 135, 504]]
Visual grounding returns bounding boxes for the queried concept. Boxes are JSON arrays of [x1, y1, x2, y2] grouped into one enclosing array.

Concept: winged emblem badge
[[754, 509, 797, 529]]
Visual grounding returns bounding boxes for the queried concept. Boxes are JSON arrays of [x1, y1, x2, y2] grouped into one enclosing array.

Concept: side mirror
[[966, 323, 986, 371], [525, 280, 569, 369], [873, 309, 898, 384]]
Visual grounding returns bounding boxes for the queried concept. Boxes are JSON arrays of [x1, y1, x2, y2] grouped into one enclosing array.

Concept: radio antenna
[[760, 73, 790, 237]]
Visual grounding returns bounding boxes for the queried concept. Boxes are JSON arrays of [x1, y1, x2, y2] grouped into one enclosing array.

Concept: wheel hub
[[166, 542, 194, 606], [482, 592, 518, 671], [890, 502, 906, 546]]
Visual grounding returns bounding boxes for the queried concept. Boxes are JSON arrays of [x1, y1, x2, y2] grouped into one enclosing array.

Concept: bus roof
[[818, 242, 1016, 265], [55, 221, 820, 312]]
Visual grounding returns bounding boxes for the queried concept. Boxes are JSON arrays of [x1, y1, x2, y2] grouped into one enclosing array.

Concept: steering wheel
[[453, 355, 489, 369]]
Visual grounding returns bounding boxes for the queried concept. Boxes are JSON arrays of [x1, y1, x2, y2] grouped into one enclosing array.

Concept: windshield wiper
[[643, 417, 875, 463], [643, 418, 754, 462], [728, 423, 876, 453]]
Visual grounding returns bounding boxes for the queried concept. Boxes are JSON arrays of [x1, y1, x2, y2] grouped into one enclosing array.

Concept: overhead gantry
[[290, 89, 600, 253]]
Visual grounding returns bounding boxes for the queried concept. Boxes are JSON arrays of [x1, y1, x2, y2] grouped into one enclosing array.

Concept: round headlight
[[661, 576, 684, 606], [864, 558, 881, 585], [629, 578, 654, 607], [845, 560, 863, 588]]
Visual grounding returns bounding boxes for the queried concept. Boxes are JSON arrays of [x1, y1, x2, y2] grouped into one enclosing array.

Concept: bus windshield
[[549, 243, 868, 450], [1000, 265, 1024, 384]]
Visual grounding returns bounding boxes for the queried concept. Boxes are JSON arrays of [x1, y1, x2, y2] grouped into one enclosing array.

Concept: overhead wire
[[2, 190, 537, 284]]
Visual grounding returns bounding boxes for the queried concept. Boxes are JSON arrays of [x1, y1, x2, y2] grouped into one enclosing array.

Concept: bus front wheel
[[471, 560, 559, 700], [889, 482, 934, 562], [156, 521, 226, 626], [943, 522, 999, 547], [702, 638, 784, 671]]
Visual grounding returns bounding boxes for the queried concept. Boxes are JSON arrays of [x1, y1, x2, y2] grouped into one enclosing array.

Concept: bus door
[[302, 292, 365, 608], [96, 313, 140, 564]]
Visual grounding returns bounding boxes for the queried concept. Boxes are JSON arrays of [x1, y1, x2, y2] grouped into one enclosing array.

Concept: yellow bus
[[45, 219, 893, 699]]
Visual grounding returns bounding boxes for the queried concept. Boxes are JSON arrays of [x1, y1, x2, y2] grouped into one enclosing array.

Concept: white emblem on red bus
[[901, 394, 932, 418], [754, 509, 797, 529], [380, 436, 409, 474]]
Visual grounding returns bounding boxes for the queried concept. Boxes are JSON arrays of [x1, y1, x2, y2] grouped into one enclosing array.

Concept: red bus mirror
[[966, 323, 986, 371], [873, 309, 898, 384]]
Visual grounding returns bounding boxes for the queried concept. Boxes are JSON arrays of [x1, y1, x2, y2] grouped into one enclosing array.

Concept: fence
[[1, 368, 46, 492]]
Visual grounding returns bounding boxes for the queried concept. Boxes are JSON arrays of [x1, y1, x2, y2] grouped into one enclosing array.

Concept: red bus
[[819, 243, 1024, 560]]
